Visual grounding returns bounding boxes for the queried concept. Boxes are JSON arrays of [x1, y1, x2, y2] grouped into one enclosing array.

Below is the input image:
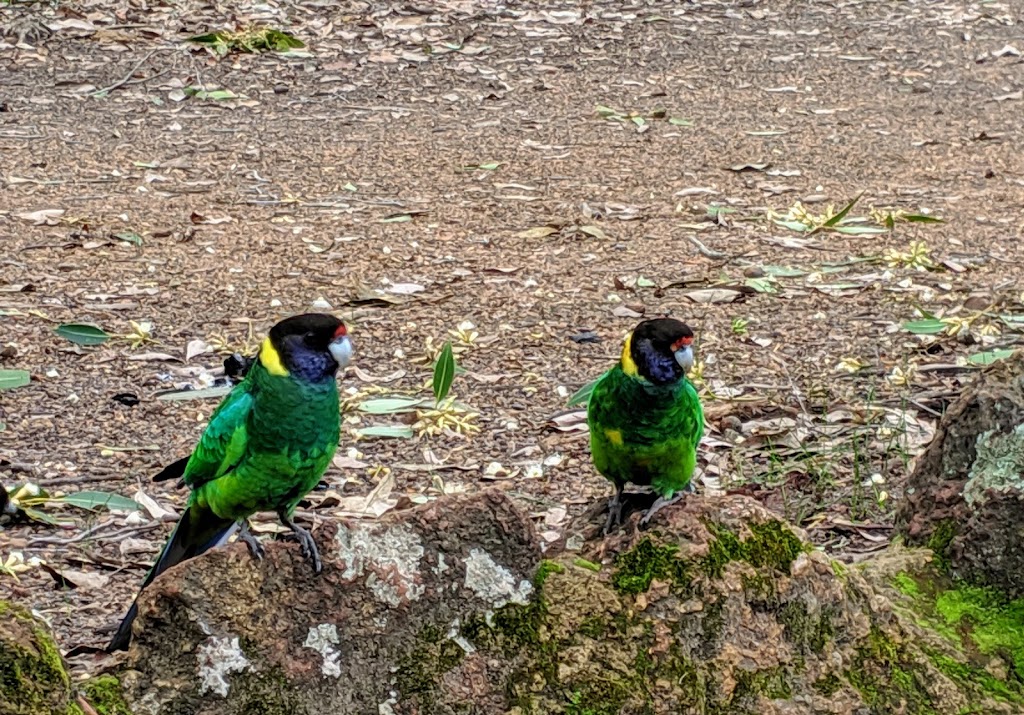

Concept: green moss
[[578, 616, 608, 639], [926, 520, 957, 572], [79, 676, 130, 715], [394, 625, 467, 698], [893, 572, 921, 598], [702, 520, 806, 579], [934, 585, 1024, 679], [928, 650, 1024, 704], [846, 626, 937, 713], [700, 596, 726, 650], [741, 571, 778, 607], [778, 602, 834, 654], [0, 601, 72, 715], [665, 648, 701, 700], [564, 678, 632, 715], [733, 666, 793, 701], [887, 567, 1024, 704], [813, 673, 844, 696], [535, 560, 566, 589], [611, 538, 689, 595]]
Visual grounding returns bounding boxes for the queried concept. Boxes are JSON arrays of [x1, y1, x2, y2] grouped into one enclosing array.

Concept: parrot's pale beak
[[674, 346, 694, 372], [329, 335, 353, 368]]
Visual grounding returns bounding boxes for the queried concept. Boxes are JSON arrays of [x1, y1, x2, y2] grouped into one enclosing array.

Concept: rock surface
[[0, 601, 73, 715], [89, 490, 1021, 714], [895, 355, 1024, 595], [5, 490, 1023, 714]]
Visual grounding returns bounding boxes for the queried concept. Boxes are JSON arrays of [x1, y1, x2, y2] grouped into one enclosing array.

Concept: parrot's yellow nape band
[[259, 337, 289, 376]]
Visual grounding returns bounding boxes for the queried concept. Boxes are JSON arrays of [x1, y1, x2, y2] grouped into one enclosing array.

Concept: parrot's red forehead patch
[[671, 336, 693, 351], [333, 324, 347, 339]]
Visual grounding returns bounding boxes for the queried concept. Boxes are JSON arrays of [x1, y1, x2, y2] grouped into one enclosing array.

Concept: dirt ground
[[1, 0, 1023, 665]]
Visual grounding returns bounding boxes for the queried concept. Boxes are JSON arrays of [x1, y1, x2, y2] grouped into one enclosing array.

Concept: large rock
[[0, 601, 72, 715], [0, 601, 129, 715], [895, 355, 1024, 595], [101, 491, 1022, 714]]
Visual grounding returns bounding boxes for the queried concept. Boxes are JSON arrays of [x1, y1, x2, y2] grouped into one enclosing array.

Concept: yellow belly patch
[[605, 428, 623, 446]]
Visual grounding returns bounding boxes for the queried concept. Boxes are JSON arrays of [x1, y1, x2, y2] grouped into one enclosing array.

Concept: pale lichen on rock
[[304, 623, 342, 678], [335, 523, 426, 606], [196, 635, 251, 697], [463, 547, 533, 607], [964, 424, 1024, 505]]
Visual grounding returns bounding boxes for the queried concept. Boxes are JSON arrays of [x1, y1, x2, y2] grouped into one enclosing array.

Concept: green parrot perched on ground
[[107, 313, 352, 652], [586, 318, 704, 534]]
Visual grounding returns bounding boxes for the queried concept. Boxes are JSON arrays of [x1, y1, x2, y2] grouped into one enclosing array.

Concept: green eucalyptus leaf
[[0, 370, 30, 390], [55, 323, 111, 346], [432, 341, 456, 403], [903, 319, 946, 335], [821, 193, 863, 228], [967, 349, 1016, 366], [358, 397, 427, 414], [353, 425, 415, 439], [54, 491, 140, 512]]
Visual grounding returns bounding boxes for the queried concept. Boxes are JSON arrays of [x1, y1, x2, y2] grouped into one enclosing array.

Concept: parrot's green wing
[[181, 383, 254, 490]]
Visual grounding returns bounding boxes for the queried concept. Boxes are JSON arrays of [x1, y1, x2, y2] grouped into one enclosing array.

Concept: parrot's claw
[[602, 488, 625, 536], [279, 511, 323, 575], [237, 521, 266, 561], [639, 493, 685, 528], [296, 528, 322, 574]]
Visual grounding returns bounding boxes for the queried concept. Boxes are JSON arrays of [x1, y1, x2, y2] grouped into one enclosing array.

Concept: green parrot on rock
[[586, 318, 704, 534], [107, 313, 352, 652]]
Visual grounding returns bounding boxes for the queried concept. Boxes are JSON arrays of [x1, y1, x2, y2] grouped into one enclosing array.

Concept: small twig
[[906, 399, 944, 418], [91, 48, 168, 97], [27, 519, 115, 546], [769, 352, 809, 416], [684, 233, 729, 259], [40, 472, 120, 487], [97, 522, 163, 542]]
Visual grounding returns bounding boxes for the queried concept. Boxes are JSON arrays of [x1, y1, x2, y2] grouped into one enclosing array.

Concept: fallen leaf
[[683, 289, 743, 304], [386, 283, 425, 295], [518, 226, 559, 239], [17, 209, 65, 225], [612, 304, 645, 318], [42, 565, 109, 591], [131, 490, 177, 520]]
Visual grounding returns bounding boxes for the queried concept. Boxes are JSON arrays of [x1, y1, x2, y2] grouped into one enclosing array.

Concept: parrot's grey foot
[[279, 511, 322, 574], [640, 493, 685, 527], [237, 521, 265, 561], [683, 479, 697, 494], [602, 488, 625, 536]]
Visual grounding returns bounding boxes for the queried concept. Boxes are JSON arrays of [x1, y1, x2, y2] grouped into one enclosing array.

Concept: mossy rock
[[0, 600, 73, 715]]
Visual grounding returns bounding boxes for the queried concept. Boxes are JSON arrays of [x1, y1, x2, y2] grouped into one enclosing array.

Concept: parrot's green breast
[[186, 359, 340, 521], [586, 365, 703, 498]]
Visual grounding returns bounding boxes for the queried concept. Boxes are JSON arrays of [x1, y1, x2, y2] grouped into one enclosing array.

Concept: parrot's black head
[[261, 313, 353, 382], [624, 318, 695, 386]]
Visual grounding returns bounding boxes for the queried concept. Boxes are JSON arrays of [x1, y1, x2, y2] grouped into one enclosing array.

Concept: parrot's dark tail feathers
[[106, 504, 237, 652], [152, 455, 191, 484]]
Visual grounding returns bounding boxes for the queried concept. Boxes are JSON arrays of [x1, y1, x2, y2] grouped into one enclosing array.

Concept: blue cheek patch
[[646, 355, 678, 384]]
